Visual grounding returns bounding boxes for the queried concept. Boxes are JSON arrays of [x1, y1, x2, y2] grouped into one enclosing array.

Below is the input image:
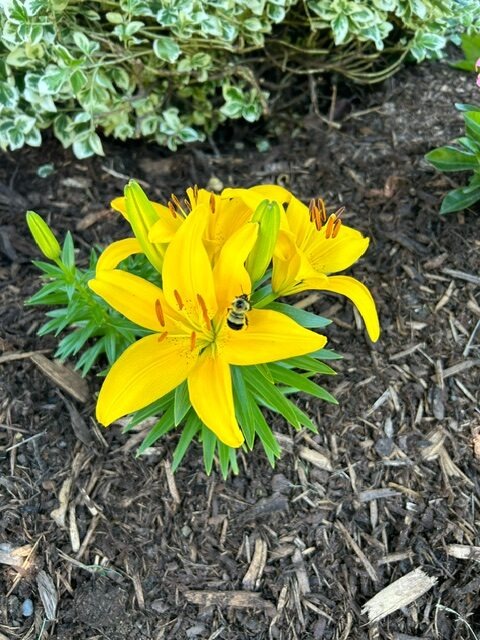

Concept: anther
[[183, 198, 192, 212], [325, 214, 336, 239], [209, 193, 216, 214], [168, 202, 177, 218], [332, 218, 342, 238], [190, 331, 197, 351], [155, 299, 165, 327], [192, 184, 199, 204], [197, 294, 211, 330], [317, 198, 327, 225], [174, 289, 184, 310], [158, 331, 168, 343]]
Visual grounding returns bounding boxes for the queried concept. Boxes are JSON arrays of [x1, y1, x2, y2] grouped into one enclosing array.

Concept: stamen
[[168, 202, 177, 218], [155, 299, 165, 327], [325, 214, 336, 239], [332, 218, 342, 238], [209, 193, 216, 214], [197, 294, 211, 330], [318, 198, 327, 225], [192, 184, 199, 204], [158, 331, 168, 343], [309, 198, 327, 231], [183, 198, 192, 212], [190, 331, 197, 351], [174, 289, 184, 310], [170, 193, 182, 210]]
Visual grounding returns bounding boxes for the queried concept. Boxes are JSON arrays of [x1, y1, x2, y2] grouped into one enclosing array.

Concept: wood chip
[[441, 359, 480, 379], [359, 488, 401, 502], [446, 544, 480, 561], [62, 395, 92, 445], [30, 354, 89, 403], [184, 590, 275, 616], [36, 570, 58, 620], [362, 568, 437, 623], [336, 521, 378, 582], [0, 349, 50, 365], [292, 548, 310, 595], [75, 208, 111, 231], [389, 343, 425, 361], [164, 460, 181, 505], [0, 544, 32, 567], [242, 537, 268, 590], [298, 446, 333, 471], [237, 493, 288, 524], [69, 503, 80, 553], [441, 268, 480, 286]]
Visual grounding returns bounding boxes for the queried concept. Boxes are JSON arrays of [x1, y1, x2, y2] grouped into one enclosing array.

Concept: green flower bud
[[26, 211, 62, 261], [246, 199, 281, 284]]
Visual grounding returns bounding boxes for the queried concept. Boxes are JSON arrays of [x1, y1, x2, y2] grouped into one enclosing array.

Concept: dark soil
[[1, 61, 479, 640]]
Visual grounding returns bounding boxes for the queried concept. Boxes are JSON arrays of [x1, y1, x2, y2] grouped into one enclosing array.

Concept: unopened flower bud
[[246, 199, 281, 284], [26, 211, 61, 261]]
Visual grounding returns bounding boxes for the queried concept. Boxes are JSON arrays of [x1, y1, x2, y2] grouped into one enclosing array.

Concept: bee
[[227, 294, 251, 330]]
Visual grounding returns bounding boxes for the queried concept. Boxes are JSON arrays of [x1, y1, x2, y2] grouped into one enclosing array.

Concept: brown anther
[[309, 198, 327, 230], [168, 202, 177, 218], [190, 331, 197, 351], [192, 184, 199, 204], [209, 193, 216, 214], [155, 299, 165, 327], [197, 294, 211, 330], [170, 193, 182, 210], [158, 331, 168, 343], [325, 214, 336, 239], [174, 289, 184, 310], [183, 198, 192, 212], [332, 218, 342, 238], [317, 198, 327, 225]]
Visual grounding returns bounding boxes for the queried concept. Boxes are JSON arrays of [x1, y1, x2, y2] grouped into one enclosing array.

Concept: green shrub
[[1, 0, 479, 157]]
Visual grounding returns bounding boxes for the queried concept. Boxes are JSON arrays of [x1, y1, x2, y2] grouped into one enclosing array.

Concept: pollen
[[158, 331, 168, 343], [174, 289, 184, 310], [155, 299, 165, 327], [190, 331, 197, 351], [197, 294, 212, 330]]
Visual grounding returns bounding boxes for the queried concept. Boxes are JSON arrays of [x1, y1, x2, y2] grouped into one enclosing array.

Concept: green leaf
[[137, 406, 176, 455], [332, 14, 349, 45], [61, 232, 75, 269], [174, 381, 190, 426], [248, 399, 281, 465], [171, 412, 201, 471], [38, 66, 67, 95], [309, 348, 343, 360], [425, 146, 479, 172], [282, 355, 337, 375], [268, 363, 338, 404], [153, 36, 181, 63], [243, 366, 301, 429], [231, 366, 256, 449], [217, 441, 233, 479], [266, 302, 331, 328], [76, 339, 106, 376], [440, 182, 480, 214], [464, 112, 480, 142], [201, 425, 217, 475], [124, 391, 174, 431], [0, 82, 19, 108]]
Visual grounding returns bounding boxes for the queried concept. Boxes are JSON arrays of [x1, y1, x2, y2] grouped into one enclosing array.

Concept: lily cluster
[[27, 181, 379, 474]]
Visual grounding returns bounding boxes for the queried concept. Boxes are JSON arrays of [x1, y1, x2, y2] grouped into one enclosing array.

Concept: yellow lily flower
[[223, 185, 379, 342], [89, 203, 327, 447]]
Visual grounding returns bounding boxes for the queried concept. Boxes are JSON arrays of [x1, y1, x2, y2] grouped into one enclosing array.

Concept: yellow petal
[[271, 230, 303, 294], [221, 309, 327, 365], [188, 353, 244, 447], [111, 196, 128, 221], [96, 333, 195, 426], [301, 275, 380, 342], [284, 195, 316, 249], [89, 269, 171, 332], [162, 204, 217, 321], [213, 222, 258, 313], [125, 181, 165, 272], [148, 208, 184, 243], [306, 225, 370, 274], [205, 197, 252, 263], [96, 238, 143, 272], [221, 185, 291, 212]]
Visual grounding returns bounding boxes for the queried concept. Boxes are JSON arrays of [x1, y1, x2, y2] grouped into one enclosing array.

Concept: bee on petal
[[227, 294, 251, 331]]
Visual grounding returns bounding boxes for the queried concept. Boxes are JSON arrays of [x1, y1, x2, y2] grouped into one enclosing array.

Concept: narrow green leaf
[[171, 411, 201, 472], [61, 232, 75, 269], [266, 301, 331, 328], [201, 425, 217, 475], [174, 381, 190, 426], [231, 367, 255, 449], [268, 363, 338, 404], [217, 441, 232, 480], [283, 355, 336, 375], [243, 367, 301, 429], [464, 111, 480, 142], [136, 405, 175, 454], [309, 348, 343, 360], [125, 391, 174, 431]]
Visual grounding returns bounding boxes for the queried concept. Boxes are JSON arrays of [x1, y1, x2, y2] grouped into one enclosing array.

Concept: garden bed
[[0, 60, 479, 640]]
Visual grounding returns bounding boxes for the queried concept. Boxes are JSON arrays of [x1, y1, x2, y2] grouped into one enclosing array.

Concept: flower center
[[308, 197, 343, 238]]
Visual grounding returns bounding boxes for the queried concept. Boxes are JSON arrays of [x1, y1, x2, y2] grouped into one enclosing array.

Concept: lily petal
[[148, 209, 184, 243], [89, 269, 170, 332], [301, 275, 380, 342], [306, 225, 370, 274], [162, 204, 217, 321], [272, 230, 307, 294], [213, 222, 258, 314], [221, 185, 291, 212], [96, 238, 142, 272], [96, 333, 195, 426], [188, 354, 244, 447], [221, 309, 327, 365]]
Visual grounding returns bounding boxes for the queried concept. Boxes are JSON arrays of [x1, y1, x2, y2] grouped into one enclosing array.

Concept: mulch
[[0, 60, 479, 640]]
